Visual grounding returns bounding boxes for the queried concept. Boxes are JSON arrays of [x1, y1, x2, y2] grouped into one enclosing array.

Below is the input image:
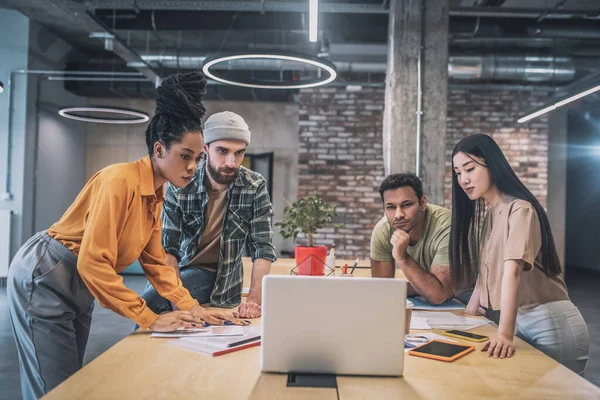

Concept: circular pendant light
[[58, 107, 150, 124], [202, 51, 337, 89]]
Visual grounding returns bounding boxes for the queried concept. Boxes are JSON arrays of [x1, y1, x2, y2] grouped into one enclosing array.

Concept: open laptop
[[261, 275, 407, 376]]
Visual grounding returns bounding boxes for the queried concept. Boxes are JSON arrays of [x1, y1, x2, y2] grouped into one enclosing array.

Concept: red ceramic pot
[[295, 245, 328, 276]]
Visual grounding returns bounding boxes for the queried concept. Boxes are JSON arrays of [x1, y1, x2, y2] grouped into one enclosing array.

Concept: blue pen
[[224, 320, 251, 326], [350, 258, 359, 274]]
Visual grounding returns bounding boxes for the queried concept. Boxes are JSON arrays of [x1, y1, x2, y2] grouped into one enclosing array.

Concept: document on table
[[151, 325, 245, 338], [169, 326, 261, 356], [409, 316, 431, 330], [413, 311, 491, 330]]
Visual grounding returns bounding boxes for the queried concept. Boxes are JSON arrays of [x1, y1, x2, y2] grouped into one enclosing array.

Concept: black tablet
[[408, 339, 475, 362]]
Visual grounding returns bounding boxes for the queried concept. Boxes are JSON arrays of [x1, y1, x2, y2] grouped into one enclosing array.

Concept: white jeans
[[516, 300, 590, 375]]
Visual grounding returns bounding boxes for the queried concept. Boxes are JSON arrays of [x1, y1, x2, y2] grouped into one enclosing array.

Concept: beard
[[206, 154, 238, 185]]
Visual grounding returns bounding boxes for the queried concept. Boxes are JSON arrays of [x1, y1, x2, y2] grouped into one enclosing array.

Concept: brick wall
[[297, 87, 386, 258], [445, 90, 550, 208], [297, 87, 550, 258]]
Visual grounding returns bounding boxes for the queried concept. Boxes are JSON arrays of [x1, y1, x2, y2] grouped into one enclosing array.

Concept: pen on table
[[227, 335, 262, 348], [223, 320, 251, 326], [350, 257, 359, 274]]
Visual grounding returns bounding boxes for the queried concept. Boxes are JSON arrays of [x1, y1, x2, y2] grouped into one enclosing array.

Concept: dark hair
[[449, 134, 561, 291], [378, 173, 424, 202], [145, 71, 207, 156]]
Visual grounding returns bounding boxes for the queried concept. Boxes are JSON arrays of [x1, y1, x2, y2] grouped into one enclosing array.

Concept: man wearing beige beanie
[[141, 111, 276, 319]]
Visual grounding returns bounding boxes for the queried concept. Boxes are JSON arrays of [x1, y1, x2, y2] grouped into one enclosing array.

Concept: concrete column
[[383, 0, 449, 204], [547, 109, 567, 274]]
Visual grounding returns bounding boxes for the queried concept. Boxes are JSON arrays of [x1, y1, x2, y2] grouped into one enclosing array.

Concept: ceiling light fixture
[[309, 0, 319, 42], [58, 107, 150, 124], [518, 83, 600, 123], [202, 51, 336, 89]]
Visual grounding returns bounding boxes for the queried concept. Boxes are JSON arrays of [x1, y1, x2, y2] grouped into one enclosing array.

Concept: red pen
[[213, 341, 261, 357]]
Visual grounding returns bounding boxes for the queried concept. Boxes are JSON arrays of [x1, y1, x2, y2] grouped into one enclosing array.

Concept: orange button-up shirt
[[47, 156, 198, 328]]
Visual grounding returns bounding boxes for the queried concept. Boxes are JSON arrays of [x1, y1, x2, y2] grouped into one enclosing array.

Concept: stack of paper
[[169, 326, 262, 357], [151, 325, 246, 338], [413, 311, 491, 330]]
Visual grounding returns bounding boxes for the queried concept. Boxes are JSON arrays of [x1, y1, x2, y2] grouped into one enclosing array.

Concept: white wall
[[34, 109, 87, 231], [28, 22, 88, 233], [85, 98, 150, 178], [1, 13, 89, 260], [86, 98, 299, 256], [0, 10, 30, 259]]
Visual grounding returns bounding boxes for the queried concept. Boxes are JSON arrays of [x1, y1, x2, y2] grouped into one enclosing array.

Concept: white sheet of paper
[[413, 311, 458, 319], [151, 325, 245, 338], [169, 326, 261, 355], [412, 311, 491, 330], [409, 317, 431, 330]]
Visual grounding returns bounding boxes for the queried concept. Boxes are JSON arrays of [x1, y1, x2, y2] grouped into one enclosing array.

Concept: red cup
[[295, 246, 328, 275]]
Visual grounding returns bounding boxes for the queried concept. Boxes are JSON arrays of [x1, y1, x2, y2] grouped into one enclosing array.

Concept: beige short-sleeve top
[[478, 194, 569, 310]]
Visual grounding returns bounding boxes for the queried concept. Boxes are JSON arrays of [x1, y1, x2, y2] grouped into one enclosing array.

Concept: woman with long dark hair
[[450, 133, 589, 375]]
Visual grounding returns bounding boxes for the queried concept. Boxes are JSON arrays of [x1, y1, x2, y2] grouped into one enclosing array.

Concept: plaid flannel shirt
[[162, 160, 277, 307]]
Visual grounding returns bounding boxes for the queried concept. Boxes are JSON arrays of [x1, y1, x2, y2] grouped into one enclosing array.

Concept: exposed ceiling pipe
[[449, 7, 600, 20], [87, 1, 599, 19], [527, 26, 600, 39], [450, 37, 582, 47], [88, 0, 391, 13], [477, 0, 507, 6], [134, 53, 576, 82], [92, 8, 600, 37], [45, 0, 161, 84], [448, 55, 575, 82]]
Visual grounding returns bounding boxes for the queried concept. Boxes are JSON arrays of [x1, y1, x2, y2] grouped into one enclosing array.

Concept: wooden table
[[44, 258, 600, 399]]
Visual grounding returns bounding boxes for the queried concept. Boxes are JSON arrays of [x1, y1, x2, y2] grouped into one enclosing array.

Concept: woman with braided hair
[[8, 72, 246, 400]]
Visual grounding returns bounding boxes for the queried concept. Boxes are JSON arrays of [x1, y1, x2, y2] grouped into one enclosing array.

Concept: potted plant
[[275, 193, 341, 275]]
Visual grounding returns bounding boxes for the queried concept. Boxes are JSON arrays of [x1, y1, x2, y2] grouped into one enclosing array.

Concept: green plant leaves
[[275, 193, 342, 247]]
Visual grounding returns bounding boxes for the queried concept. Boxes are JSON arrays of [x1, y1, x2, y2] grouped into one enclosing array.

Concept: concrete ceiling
[[1, 0, 599, 100]]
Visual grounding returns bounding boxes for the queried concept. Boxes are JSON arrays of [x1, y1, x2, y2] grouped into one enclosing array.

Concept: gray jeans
[[8, 232, 94, 400], [516, 300, 590, 376]]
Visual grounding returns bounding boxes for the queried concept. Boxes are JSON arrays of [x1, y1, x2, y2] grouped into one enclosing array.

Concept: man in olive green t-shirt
[[370, 173, 456, 305]]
